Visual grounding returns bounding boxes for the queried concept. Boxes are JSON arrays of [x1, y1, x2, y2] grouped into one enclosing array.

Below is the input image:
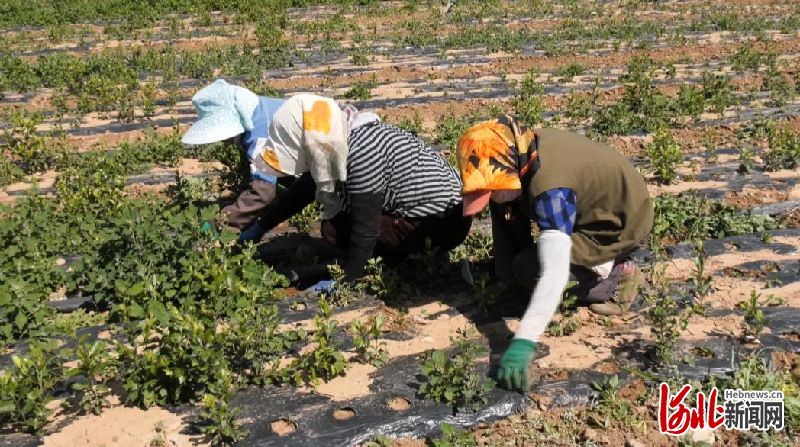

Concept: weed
[[431, 422, 479, 447], [364, 434, 393, 447], [395, 111, 424, 137], [351, 316, 389, 367], [554, 63, 585, 82], [643, 127, 683, 184], [419, 328, 495, 412], [142, 82, 157, 118], [0, 339, 63, 434], [590, 375, 631, 427], [737, 146, 757, 174], [473, 273, 497, 312]]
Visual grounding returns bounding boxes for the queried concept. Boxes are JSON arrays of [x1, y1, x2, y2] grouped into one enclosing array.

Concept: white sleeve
[[514, 230, 572, 342]]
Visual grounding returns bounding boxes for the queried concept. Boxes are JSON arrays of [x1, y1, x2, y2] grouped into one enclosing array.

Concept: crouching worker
[[182, 79, 289, 235], [256, 121, 473, 290], [455, 115, 653, 392]]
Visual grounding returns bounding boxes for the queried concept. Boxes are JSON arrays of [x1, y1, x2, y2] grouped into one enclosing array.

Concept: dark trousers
[[324, 203, 473, 263], [490, 202, 631, 304]]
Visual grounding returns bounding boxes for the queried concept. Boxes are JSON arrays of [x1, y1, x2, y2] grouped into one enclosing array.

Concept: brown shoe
[[589, 262, 643, 316]]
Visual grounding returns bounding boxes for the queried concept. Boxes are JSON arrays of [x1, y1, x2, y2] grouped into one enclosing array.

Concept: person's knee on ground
[[510, 247, 540, 290]]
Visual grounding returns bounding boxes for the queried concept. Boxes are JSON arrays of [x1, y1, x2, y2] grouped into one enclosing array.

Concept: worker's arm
[[515, 188, 577, 341], [255, 172, 317, 233], [343, 192, 383, 282], [497, 188, 577, 392]]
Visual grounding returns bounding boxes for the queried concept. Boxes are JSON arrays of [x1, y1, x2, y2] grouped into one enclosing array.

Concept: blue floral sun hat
[[182, 79, 259, 145]]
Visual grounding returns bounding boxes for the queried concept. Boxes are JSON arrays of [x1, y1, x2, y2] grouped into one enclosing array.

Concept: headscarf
[[456, 115, 538, 215], [259, 94, 380, 219]]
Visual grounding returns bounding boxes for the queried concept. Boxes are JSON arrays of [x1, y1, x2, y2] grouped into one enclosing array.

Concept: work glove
[[200, 221, 219, 240], [304, 280, 337, 298], [238, 222, 265, 242], [497, 338, 537, 392]]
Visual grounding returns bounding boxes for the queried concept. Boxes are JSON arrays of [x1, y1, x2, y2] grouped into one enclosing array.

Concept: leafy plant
[[0, 279, 55, 345], [548, 282, 581, 337], [288, 201, 320, 233], [200, 372, 248, 446], [643, 264, 690, 366], [643, 127, 683, 184], [278, 298, 349, 387], [419, 329, 495, 412], [690, 241, 714, 301], [737, 290, 782, 340], [0, 339, 64, 434], [511, 69, 545, 127], [590, 375, 631, 427], [351, 316, 389, 367], [431, 422, 478, 447], [340, 81, 374, 101], [68, 334, 117, 415], [764, 123, 800, 171]]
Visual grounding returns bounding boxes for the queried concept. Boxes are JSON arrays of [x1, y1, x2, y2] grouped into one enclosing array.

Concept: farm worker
[[182, 79, 289, 233], [455, 115, 653, 392]]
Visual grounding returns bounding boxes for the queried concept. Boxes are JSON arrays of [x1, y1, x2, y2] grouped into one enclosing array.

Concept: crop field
[[2, 0, 800, 445]]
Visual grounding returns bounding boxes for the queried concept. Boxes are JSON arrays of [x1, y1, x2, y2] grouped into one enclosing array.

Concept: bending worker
[[183, 79, 471, 286], [455, 115, 653, 391]]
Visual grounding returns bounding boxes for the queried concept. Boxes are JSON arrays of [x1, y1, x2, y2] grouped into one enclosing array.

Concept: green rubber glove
[[497, 339, 536, 392], [200, 221, 219, 239]]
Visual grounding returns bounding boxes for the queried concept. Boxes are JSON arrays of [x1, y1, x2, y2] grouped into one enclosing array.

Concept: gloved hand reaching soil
[[497, 339, 536, 392]]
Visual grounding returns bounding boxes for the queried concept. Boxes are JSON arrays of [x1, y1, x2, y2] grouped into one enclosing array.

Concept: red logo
[[658, 383, 725, 435]]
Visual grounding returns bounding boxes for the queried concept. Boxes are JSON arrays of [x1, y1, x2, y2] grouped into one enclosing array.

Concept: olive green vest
[[521, 128, 654, 267]]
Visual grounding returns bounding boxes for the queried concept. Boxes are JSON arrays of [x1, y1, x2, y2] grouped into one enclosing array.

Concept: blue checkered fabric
[[533, 188, 577, 235]]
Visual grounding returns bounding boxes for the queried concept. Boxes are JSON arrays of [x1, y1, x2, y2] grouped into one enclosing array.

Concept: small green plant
[[643, 127, 683, 184], [764, 123, 800, 171], [168, 173, 216, 204], [548, 282, 581, 336], [279, 298, 349, 387], [590, 375, 631, 427], [473, 273, 497, 312], [419, 328, 495, 412], [690, 241, 714, 301], [200, 372, 248, 446], [288, 201, 320, 233], [0, 339, 64, 434], [364, 434, 393, 447], [737, 146, 757, 174], [68, 334, 117, 415], [142, 82, 157, 118], [737, 290, 782, 340], [644, 264, 690, 366], [326, 262, 356, 307], [511, 69, 545, 127], [351, 316, 389, 367], [431, 422, 479, 447], [340, 81, 374, 101]]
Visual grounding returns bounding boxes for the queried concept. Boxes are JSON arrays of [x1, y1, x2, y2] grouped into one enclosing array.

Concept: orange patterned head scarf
[[456, 115, 537, 216]]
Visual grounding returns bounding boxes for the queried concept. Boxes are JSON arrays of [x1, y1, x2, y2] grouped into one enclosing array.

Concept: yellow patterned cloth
[[259, 94, 350, 218], [456, 114, 537, 195]]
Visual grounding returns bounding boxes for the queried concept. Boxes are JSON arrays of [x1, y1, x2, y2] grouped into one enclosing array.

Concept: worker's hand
[[238, 222, 265, 242], [305, 280, 337, 298], [497, 339, 537, 392], [321, 220, 338, 246]]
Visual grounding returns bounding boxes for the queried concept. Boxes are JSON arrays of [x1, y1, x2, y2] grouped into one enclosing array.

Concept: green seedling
[[200, 372, 248, 446], [737, 290, 783, 340], [288, 202, 320, 234], [280, 298, 349, 388], [548, 282, 581, 337], [644, 127, 683, 184], [690, 241, 714, 301], [0, 339, 63, 434], [644, 264, 691, 366], [419, 328, 495, 412], [351, 315, 389, 367], [590, 375, 631, 428], [431, 422, 479, 447], [473, 272, 497, 312], [68, 334, 117, 415]]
